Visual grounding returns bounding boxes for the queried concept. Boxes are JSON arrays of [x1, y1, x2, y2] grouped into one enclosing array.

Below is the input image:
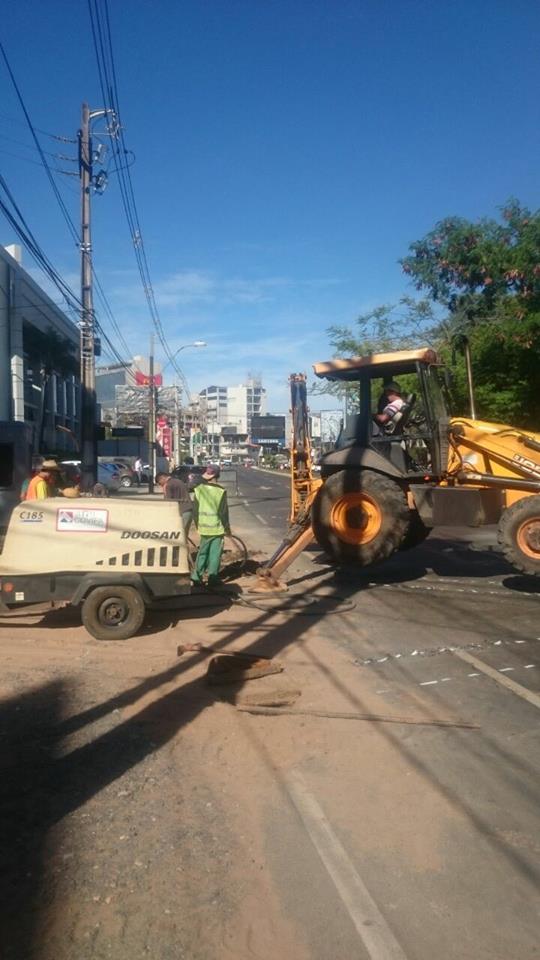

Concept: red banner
[[156, 419, 172, 457], [135, 372, 163, 386]]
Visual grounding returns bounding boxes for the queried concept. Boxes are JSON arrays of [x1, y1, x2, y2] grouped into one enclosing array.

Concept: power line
[[0, 39, 80, 247], [0, 43, 147, 378], [87, 0, 191, 399], [0, 110, 76, 142], [0, 174, 136, 375]]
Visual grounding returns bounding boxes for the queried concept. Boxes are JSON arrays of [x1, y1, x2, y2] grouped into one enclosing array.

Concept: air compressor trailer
[[0, 498, 192, 640]]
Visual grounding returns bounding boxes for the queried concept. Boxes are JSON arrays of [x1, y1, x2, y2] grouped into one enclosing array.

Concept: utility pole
[[148, 333, 156, 493], [78, 101, 97, 492]]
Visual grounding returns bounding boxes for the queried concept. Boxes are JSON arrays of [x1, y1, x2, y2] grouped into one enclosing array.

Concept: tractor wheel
[[498, 496, 540, 576], [312, 469, 409, 565], [81, 585, 146, 640], [399, 510, 431, 551]]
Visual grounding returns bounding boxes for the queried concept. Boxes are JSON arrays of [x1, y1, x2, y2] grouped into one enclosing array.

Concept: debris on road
[[235, 705, 480, 728], [206, 654, 284, 685]]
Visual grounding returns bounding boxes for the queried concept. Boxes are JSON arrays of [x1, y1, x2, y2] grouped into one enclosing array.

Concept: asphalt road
[[234, 465, 540, 960], [1, 472, 538, 959]]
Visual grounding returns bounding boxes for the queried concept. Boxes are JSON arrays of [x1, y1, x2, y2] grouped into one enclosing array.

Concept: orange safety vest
[[25, 475, 52, 500]]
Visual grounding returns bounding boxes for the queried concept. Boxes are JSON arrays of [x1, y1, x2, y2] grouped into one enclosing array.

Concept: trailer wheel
[[81, 585, 145, 640], [399, 510, 431, 551], [498, 496, 540, 576], [312, 469, 409, 565]]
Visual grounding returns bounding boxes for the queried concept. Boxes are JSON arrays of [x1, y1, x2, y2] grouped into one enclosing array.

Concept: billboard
[[251, 415, 285, 442]]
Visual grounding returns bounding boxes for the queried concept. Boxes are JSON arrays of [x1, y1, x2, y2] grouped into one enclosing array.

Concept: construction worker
[[156, 471, 193, 536], [191, 465, 230, 587], [25, 459, 62, 500]]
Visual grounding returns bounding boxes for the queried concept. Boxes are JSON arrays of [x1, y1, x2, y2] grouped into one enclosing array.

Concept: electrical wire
[[87, 0, 191, 399], [0, 39, 144, 375], [0, 39, 80, 247], [0, 175, 136, 373]]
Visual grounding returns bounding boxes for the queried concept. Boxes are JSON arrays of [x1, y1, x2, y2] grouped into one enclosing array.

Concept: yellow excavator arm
[[255, 374, 321, 589]]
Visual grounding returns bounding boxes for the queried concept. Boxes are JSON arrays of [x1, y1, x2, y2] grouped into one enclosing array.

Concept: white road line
[[254, 513, 267, 525], [286, 770, 409, 960], [454, 650, 540, 710]]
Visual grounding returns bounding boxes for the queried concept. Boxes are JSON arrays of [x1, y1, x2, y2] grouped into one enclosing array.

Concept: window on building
[[0, 444, 14, 488]]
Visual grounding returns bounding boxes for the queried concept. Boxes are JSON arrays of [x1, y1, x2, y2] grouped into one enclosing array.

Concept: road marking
[[286, 770, 409, 960], [254, 513, 267, 525], [356, 635, 538, 668], [454, 650, 540, 710]]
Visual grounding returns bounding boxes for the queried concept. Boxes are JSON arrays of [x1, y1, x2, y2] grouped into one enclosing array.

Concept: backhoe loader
[[258, 348, 540, 585]]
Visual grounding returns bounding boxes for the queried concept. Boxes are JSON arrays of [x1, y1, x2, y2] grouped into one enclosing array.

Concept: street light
[[158, 341, 207, 468], [161, 340, 207, 375]]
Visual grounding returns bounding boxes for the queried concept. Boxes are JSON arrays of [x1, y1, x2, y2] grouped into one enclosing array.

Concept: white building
[[198, 385, 228, 424], [226, 377, 266, 434], [199, 377, 266, 435]]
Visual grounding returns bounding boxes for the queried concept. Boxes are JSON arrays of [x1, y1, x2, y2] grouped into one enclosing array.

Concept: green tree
[[311, 297, 437, 408], [400, 199, 540, 323], [401, 200, 540, 427]]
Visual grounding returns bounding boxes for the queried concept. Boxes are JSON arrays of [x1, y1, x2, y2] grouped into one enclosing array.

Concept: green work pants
[[193, 535, 224, 583]]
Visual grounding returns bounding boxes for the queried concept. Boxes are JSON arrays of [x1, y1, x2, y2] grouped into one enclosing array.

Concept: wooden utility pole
[[148, 333, 156, 493], [78, 101, 97, 491]]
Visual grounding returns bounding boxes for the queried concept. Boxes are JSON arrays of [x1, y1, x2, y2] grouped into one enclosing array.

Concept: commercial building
[[251, 414, 286, 453], [199, 376, 266, 435], [0, 244, 80, 501], [198, 385, 228, 425], [0, 244, 81, 516]]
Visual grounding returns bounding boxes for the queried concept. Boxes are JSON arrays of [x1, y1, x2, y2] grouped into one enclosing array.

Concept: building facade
[[199, 377, 266, 435], [0, 243, 80, 455]]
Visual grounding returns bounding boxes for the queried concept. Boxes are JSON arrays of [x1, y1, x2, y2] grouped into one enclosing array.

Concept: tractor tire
[[399, 510, 431, 551], [497, 496, 540, 577], [312, 469, 409, 566], [81, 585, 146, 641]]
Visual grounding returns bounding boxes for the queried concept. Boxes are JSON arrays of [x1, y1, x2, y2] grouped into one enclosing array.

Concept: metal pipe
[[457, 472, 540, 493], [463, 338, 477, 420]]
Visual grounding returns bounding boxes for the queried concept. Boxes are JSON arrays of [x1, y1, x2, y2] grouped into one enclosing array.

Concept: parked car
[[98, 459, 136, 488], [98, 462, 121, 491], [171, 463, 205, 490]]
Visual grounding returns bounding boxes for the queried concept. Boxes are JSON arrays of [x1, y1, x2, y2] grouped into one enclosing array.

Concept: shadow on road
[[1, 548, 539, 957]]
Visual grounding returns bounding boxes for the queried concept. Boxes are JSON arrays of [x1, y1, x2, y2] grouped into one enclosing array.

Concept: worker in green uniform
[[191, 465, 230, 586]]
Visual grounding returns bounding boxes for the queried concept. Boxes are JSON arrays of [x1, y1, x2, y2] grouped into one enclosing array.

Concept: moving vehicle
[[0, 498, 191, 640], [259, 350, 540, 585]]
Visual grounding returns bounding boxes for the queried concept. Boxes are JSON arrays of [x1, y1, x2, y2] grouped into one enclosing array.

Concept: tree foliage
[[317, 201, 540, 428], [400, 199, 540, 324], [312, 297, 436, 405]]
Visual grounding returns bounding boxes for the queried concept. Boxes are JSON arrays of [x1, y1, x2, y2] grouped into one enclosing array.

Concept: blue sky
[[1, 0, 540, 412]]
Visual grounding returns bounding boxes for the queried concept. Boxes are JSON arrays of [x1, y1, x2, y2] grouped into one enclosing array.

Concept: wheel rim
[[330, 493, 382, 546], [516, 518, 540, 559], [98, 597, 129, 627]]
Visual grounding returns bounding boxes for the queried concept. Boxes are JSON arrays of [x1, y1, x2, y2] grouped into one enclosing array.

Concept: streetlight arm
[[161, 340, 207, 375]]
